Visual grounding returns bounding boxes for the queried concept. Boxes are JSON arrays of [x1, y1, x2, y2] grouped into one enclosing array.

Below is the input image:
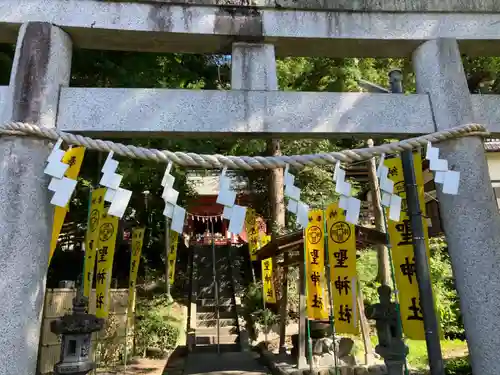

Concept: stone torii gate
[[1, 1, 500, 375]]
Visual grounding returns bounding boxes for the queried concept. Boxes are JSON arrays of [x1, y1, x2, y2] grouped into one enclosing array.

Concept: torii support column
[[0, 22, 72, 375], [231, 42, 289, 354], [413, 38, 500, 375]]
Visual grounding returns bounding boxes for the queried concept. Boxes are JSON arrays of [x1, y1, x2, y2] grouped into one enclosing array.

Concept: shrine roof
[[485, 139, 500, 152], [255, 225, 387, 263]]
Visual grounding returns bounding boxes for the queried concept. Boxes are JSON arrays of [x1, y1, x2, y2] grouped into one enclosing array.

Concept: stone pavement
[[97, 358, 167, 375], [183, 351, 271, 375]]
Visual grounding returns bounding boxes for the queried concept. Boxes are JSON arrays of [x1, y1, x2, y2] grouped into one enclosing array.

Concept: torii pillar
[[0, 22, 72, 375], [413, 39, 500, 375]]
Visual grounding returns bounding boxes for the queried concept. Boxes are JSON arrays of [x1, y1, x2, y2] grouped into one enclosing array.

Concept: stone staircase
[[191, 244, 250, 352]]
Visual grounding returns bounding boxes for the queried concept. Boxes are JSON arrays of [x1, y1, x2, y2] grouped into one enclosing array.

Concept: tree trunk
[[267, 139, 286, 348], [267, 139, 286, 236], [366, 139, 391, 286]]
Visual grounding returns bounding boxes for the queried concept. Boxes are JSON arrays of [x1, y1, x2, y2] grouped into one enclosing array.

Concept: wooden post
[[367, 139, 391, 286], [357, 282, 374, 365], [165, 219, 172, 301], [297, 261, 307, 369], [278, 252, 289, 354]]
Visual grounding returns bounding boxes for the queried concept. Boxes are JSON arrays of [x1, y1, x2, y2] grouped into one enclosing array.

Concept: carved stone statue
[[365, 285, 408, 375], [311, 336, 356, 367]]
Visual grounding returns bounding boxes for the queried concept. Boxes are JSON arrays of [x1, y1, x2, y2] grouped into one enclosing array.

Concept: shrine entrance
[[2, 2, 500, 375]]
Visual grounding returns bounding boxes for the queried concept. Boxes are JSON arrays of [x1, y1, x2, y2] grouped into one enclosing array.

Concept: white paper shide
[[161, 162, 186, 234], [376, 154, 402, 222], [426, 142, 460, 195], [216, 167, 246, 234], [333, 161, 362, 225], [99, 151, 132, 218], [283, 165, 309, 228], [44, 138, 78, 208]]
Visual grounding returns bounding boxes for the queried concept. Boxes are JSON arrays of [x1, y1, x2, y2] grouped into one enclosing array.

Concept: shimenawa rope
[[0, 122, 488, 170]]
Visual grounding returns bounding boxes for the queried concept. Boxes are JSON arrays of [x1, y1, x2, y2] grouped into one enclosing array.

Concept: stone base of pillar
[[297, 356, 308, 369], [385, 361, 405, 375]]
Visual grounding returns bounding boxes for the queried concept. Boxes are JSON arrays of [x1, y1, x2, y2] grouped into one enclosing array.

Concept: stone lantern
[[365, 285, 409, 375], [50, 289, 104, 375]]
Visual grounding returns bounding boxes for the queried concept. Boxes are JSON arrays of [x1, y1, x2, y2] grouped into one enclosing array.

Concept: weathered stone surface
[[65, 0, 500, 12], [0, 86, 10, 124], [414, 38, 500, 375], [57, 88, 437, 138], [337, 337, 355, 358], [339, 367, 354, 375], [50, 293, 103, 335], [3, 1, 500, 57], [354, 367, 369, 375], [0, 22, 72, 375], [367, 365, 386, 375]]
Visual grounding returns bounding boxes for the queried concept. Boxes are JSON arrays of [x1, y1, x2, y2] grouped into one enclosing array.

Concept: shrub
[[428, 237, 464, 339], [445, 357, 471, 375], [357, 236, 464, 339], [134, 294, 182, 356], [241, 281, 280, 340], [135, 310, 179, 356], [95, 313, 123, 366]]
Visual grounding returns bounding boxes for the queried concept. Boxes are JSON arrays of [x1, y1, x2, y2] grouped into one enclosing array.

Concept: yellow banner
[[49, 147, 86, 264], [83, 188, 106, 298], [128, 228, 145, 318], [260, 234, 271, 249], [245, 208, 260, 261], [168, 230, 179, 285], [326, 202, 359, 335], [305, 210, 329, 320], [262, 258, 276, 304], [95, 210, 119, 319], [385, 153, 435, 340], [260, 235, 275, 304]]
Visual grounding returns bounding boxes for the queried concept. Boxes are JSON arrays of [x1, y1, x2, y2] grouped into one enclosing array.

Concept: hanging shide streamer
[[168, 230, 179, 284], [95, 210, 119, 319], [245, 208, 260, 261], [326, 202, 358, 334], [190, 214, 223, 222], [385, 153, 437, 340], [305, 209, 328, 320], [83, 188, 106, 298], [128, 228, 145, 318], [49, 147, 86, 265]]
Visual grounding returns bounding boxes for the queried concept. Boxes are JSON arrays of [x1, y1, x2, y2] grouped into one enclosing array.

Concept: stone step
[[196, 303, 236, 314], [197, 291, 234, 297], [196, 294, 235, 301], [196, 285, 233, 293], [196, 325, 238, 336], [195, 280, 232, 285], [197, 298, 233, 306], [197, 311, 236, 320], [196, 318, 236, 328], [197, 285, 215, 295], [195, 334, 239, 346], [193, 343, 241, 353], [196, 280, 234, 289]]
